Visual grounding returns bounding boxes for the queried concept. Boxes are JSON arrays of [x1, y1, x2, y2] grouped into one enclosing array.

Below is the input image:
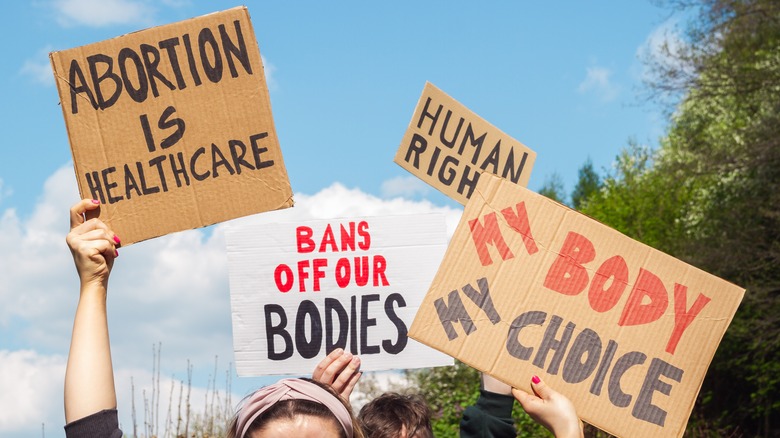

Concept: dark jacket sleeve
[[65, 409, 124, 438], [460, 390, 517, 438]]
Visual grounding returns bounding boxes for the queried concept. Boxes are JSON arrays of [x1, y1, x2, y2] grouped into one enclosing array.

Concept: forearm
[[554, 425, 584, 438], [64, 283, 116, 423], [553, 421, 584, 438]]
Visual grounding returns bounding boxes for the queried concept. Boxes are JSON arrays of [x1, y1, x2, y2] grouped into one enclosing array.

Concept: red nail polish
[[114, 250, 119, 258], [91, 199, 100, 204], [532, 375, 541, 384], [113, 235, 121, 244]]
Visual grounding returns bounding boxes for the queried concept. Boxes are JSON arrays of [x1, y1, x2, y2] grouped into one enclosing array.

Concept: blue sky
[[0, 1, 678, 436]]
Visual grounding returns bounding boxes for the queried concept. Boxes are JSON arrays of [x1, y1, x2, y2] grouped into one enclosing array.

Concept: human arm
[[481, 373, 512, 396], [312, 348, 362, 400], [64, 199, 121, 424], [512, 376, 583, 438], [459, 373, 516, 438]]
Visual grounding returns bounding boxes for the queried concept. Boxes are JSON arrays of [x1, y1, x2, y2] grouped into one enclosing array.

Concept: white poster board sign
[[226, 214, 453, 375]]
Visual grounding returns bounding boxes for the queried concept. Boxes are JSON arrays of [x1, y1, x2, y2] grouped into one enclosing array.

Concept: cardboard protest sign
[[226, 214, 453, 376], [394, 82, 536, 205], [50, 7, 293, 245], [409, 174, 745, 438]]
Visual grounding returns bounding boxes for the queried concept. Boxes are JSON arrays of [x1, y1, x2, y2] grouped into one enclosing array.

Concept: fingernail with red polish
[[532, 375, 541, 384], [113, 235, 121, 244], [92, 199, 100, 204], [114, 250, 119, 258]]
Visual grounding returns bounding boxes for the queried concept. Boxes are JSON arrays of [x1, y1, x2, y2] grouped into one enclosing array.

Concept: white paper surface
[[226, 213, 453, 376]]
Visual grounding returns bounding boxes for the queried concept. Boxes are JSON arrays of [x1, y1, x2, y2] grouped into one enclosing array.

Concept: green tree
[[537, 172, 567, 205], [409, 1, 780, 433], [580, 141, 691, 254], [589, 0, 780, 434], [570, 158, 602, 210], [646, 2, 780, 434]]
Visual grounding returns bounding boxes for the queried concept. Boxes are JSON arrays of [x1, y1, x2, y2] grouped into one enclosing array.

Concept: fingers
[[70, 199, 101, 229], [512, 376, 549, 414], [71, 217, 111, 239], [69, 227, 119, 262], [314, 349, 357, 385], [313, 348, 344, 381], [67, 200, 120, 287], [332, 354, 361, 391], [69, 217, 120, 250], [337, 358, 362, 397], [312, 349, 362, 399], [68, 199, 121, 254], [67, 211, 119, 267], [514, 376, 583, 438], [512, 386, 541, 412]]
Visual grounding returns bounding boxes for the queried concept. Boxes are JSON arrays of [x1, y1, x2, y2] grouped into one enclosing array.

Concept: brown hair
[[358, 392, 433, 438], [227, 378, 365, 438]]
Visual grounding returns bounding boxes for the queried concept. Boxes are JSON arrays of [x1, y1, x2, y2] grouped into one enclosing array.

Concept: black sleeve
[[460, 390, 517, 438], [65, 409, 124, 438]]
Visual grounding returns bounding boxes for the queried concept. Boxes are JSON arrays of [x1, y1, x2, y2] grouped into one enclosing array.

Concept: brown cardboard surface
[[50, 7, 293, 245], [393, 82, 536, 205], [409, 173, 745, 438]]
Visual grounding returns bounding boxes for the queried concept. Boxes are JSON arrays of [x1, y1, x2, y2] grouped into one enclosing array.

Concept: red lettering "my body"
[[466, 201, 711, 356], [543, 231, 711, 355]]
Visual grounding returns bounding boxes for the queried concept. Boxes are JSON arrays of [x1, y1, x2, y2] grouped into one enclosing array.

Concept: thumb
[[530, 375, 553, 400]]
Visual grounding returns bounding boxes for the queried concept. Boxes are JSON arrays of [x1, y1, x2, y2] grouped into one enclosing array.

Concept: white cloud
[[52, 0, 155, 27], [0, 166, 462, 436], [380, 175, 431, 199], [577, 65, 620, 102], [261, 55, 278, 91], [636, 17, 694, 88], [231, 182, 463, 238], [0, 166, 79, 333], [20, 47, 55, 87], [0, 350, 66, 437], [0, 348, 240, 438]]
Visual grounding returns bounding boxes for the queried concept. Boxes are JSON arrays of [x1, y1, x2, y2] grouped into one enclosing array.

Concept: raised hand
[[66, 199, 120, 287], [312, 348, 362, 400], [513, 376, 583, 438]]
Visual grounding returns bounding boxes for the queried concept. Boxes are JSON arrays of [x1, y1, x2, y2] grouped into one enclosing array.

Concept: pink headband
[[236, 378, 353, 438]]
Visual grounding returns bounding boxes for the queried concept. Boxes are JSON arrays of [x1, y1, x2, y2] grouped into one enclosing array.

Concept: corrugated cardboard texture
[[225, 214, 453, 376], [409, 173, 745, 438], [50, 7, 293, 245], [393, 82, 536, 205]]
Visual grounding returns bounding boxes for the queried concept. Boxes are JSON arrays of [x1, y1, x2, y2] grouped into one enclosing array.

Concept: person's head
[[358, 392, 433, 438], [227, 378, 364, 438]]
